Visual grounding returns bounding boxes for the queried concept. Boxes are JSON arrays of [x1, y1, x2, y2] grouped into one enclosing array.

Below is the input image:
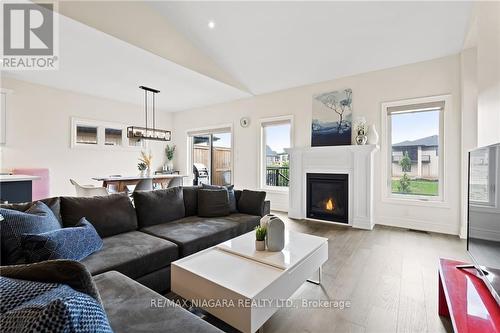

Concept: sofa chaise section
[[94, 270, 222, 333]]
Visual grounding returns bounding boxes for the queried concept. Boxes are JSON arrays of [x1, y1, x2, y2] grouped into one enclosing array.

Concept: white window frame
[[70, 117, 144, 150], [185, 123, 234, 185], [381, 95, 450, 206], [259, 115, 294, 192]]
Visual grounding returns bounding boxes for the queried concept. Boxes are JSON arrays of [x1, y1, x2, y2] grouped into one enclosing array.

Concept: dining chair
[[70, 179, 109, 197], [134, 178, 153, 192]]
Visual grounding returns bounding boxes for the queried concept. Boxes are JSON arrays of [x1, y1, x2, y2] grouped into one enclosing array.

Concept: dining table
[[92, 174, 185, 192]]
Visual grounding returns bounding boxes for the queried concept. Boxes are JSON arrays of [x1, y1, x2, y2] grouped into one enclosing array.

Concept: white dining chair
[[70, 179, 109, 197]]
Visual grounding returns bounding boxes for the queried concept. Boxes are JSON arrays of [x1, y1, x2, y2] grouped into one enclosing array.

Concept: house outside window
[[382, 96, 447, 202], [260, 116, 293, 189]]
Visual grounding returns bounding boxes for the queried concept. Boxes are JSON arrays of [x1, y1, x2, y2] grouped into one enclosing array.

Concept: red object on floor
[[438, 258, 500, 333]]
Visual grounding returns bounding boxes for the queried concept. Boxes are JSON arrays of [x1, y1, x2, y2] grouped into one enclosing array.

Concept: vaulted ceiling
[[3, 1, 473, 111]]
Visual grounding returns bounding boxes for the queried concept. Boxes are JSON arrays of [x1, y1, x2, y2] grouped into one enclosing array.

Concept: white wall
[[0, 78, 172, 196], [475, 2, 500, 146], [172, 55, 462, 234]]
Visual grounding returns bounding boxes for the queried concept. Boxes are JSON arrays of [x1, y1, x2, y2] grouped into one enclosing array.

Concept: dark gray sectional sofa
[[0, 186, 270, 332]]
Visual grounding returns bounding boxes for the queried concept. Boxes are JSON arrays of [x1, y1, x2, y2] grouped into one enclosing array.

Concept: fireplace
[[306, 173, 348, 224]]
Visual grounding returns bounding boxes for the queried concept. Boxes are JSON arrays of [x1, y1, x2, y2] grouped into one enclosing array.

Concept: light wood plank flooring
[[174, 213, 467, 333], [261, 213, 467, 333]]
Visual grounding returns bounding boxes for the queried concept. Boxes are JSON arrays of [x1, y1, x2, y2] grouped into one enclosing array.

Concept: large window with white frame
[[383, 97, 446, 201], [260, 116, 293, 189]]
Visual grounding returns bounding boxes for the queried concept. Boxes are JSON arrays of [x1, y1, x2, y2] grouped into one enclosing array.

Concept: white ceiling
[[150, 1, 473, 95], [3, 10, 250, 112]]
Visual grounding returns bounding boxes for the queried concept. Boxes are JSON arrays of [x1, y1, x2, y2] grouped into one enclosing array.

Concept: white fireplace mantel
[[285, 145, 379, 230]]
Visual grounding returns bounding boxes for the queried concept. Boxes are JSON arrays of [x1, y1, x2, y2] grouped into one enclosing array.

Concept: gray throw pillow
[[201, 184, 237, 213], [237, 190, 267, 216], [197, 189, 230, 217], [0, 202, 62, 264], [133, 187, 185, 227]]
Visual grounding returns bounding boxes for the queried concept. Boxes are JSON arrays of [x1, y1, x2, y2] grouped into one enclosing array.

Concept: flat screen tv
[[467, 142, 500, 305]]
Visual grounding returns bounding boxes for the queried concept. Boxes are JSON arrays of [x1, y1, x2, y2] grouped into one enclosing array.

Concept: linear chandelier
[[127, 85, 171, 141]]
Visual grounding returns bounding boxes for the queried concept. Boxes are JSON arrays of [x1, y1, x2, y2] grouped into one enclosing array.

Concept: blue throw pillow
[[21, 218, 103, 263], [0, 202, 62, 264]]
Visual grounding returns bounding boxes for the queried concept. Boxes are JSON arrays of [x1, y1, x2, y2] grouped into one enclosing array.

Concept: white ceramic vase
[[266, 217, 285, 252], [367, 124, 379, 145], [260, 214, 275, 229]]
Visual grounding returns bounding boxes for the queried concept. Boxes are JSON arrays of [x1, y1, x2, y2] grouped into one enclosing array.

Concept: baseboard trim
[[377, 216, 459, 235]]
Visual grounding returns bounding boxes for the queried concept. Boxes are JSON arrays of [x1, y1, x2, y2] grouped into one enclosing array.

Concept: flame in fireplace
[[325, 198, 335, 211]]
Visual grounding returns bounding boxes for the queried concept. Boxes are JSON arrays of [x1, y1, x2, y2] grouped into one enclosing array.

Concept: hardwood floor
[[260, 213, 467, 333]]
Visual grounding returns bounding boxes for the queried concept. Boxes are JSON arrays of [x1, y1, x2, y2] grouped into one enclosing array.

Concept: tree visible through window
[[388, 102, 443, 197]]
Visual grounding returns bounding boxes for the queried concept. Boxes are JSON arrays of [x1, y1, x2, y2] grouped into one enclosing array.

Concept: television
[[467, 142, 500, 305]]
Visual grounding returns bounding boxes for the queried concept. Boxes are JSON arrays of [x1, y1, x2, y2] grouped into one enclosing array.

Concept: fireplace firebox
[[306, 173, 348, 224]]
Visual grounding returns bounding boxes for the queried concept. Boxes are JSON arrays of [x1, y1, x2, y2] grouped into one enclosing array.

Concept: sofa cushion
[[94, 271, 222, 333], [141, 214, 260, 257], [0, 202, 62, 265], [197, 189, 230, 217], [60, 194, 137, 238], [81, 231, 178, 278], [0, 197, 62, 223], [133, 187, 185, 227], [202, 184, 237, 213], [237, 190, 267, 216], [182, 186, 200, 216], [21, 218, 103, 263]]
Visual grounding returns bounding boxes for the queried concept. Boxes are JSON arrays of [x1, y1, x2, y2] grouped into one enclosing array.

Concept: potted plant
[[137, 162, 147, 177], [255, 226, 267, 251], [138, 151, 153, 176], [165, 145, 176, 172]]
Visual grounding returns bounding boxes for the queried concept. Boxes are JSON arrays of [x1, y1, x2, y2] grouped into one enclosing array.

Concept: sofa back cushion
[[197, 189, 230, 217], [60, 194, 137, 238], [0, 201, 62, 265], [182, 186, 200, 216], [0, 197, 62, 223], [237, 190, 267, 216], [133, 187, 185, 228]]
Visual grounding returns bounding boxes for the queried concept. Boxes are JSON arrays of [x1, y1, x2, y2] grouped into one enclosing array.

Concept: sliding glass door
[[190, 129, 232, 186]]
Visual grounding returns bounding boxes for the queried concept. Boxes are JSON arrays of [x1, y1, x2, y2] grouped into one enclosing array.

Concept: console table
[[438, 258, 500, 333]]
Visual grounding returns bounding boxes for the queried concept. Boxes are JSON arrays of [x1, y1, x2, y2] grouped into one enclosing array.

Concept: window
[[470, 147, 496, 206], [384, 98, 445, 200], [188, 127, 232, 186], [71, 118, 143, 150], [76, 126, 98, 145], [261, 116, 292, 189], [105, 128, 123, 146]]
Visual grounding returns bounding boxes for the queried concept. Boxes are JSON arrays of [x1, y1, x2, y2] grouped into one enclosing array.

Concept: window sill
[[260, 187, 289, 194], [382, 196, 450, 209]]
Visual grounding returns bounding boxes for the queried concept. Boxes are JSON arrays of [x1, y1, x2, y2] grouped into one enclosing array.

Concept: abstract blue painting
[[312, 88, 352, 146]]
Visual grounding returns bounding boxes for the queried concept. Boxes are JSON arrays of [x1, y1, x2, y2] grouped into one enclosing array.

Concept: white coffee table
[[171, 230, 328, 333]]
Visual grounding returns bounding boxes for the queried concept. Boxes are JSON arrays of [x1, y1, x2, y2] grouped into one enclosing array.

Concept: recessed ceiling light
[[208, 20, 215, 29]]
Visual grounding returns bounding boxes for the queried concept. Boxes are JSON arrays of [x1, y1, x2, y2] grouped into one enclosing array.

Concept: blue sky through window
[[391, 110, 440, 144], [265, 123, 291, 153]]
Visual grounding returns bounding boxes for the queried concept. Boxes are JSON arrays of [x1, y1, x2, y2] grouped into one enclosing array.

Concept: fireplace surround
[[286, 145, 378, 230], [307, 173, 348, 223]]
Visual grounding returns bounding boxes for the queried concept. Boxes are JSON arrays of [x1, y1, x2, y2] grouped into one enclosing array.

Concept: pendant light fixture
[[127, 86, 171, 141]]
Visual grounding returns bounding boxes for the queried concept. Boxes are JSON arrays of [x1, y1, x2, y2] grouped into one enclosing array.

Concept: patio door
[[189, 128, 232, 186]]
